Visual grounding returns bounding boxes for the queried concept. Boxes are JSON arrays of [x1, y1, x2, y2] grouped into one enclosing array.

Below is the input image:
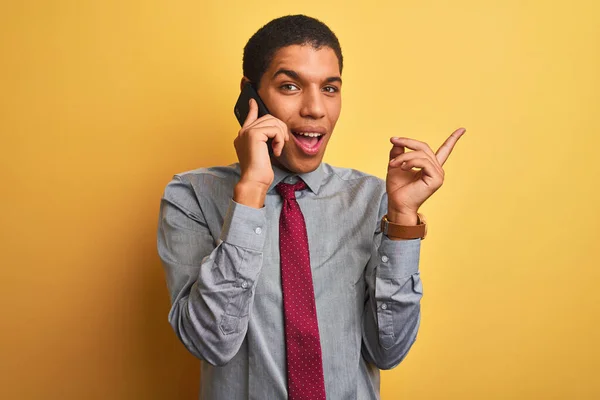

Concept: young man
[[158, 15, 465, 399]]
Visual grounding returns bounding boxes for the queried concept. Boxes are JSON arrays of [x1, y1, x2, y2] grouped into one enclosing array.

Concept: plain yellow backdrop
[[1, 0, 599, 399]]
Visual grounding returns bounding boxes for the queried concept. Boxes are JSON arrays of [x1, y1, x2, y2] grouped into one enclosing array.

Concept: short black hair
[[243, 15, 343, 89]]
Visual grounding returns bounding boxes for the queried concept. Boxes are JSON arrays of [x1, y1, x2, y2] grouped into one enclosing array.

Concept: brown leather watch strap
[[381, 213, 427, 240]]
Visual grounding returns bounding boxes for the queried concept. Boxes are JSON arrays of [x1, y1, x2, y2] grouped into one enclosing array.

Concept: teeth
[[296, 132, 323, 138]]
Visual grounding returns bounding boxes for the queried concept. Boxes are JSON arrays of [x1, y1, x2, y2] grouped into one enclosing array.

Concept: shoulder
[[172, 163, 240, 187], [322, 163, 385, 192], [161, 163, 240, 208]]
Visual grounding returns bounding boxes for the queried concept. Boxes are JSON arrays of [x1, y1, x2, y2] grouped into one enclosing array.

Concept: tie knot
[[276, 180, 306, 200]]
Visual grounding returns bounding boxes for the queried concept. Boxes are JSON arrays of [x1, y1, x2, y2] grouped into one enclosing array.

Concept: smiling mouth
[[291, 131, 325, 155]]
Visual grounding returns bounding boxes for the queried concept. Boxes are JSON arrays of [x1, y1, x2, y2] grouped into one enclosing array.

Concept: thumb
[[242, 98, 259, 128]]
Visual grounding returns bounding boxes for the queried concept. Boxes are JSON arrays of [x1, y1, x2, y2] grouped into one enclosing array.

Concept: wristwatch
[[381, 213, 427, 240]]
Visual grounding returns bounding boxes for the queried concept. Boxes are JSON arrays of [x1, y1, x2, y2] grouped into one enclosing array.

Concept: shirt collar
[[268, 162, 326, 195]]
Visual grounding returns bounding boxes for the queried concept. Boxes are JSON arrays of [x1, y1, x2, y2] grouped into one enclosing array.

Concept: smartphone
[[234, 82, 270, 126], [234, 82, 274, 155]]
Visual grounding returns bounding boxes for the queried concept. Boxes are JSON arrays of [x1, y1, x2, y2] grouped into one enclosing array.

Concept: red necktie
[[276, 180, 327, 400]]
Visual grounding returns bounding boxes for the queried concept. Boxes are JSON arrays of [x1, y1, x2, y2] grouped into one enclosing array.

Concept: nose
[[299, 86, 326, 119]]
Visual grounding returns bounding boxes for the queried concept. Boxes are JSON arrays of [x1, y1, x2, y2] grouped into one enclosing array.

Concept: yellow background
[[1, 0, 599, 399]]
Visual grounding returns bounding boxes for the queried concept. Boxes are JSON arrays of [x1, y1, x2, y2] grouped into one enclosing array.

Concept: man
[[158, 14, 465, 399]]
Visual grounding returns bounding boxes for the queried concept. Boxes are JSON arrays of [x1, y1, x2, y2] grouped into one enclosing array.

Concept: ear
[[240, 77, 251, 91]]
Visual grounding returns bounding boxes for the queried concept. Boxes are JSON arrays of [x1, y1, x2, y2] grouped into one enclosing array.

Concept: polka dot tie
[[276, 180, 326, 400]]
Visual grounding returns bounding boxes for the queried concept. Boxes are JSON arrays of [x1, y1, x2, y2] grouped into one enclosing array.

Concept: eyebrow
[[272, 68, 342, 85]]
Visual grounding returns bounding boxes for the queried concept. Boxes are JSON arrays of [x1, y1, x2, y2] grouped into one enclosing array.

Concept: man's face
[[255, 44, 342, 174]]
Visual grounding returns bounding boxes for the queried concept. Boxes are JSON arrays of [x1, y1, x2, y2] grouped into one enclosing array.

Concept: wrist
[[234, 179, 269, 209], [386, 210, 419, 226], [382, 211, 427, 241]]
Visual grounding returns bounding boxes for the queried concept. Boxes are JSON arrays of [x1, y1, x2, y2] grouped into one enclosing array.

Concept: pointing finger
[[436, 128, 466, 166]]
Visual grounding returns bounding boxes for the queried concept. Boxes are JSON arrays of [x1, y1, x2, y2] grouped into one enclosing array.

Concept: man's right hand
[[233, 98, 289, 208]]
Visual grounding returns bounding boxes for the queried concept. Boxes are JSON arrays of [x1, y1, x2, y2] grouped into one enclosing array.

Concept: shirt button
[[241, 281, 249, 289], [381, 255, 389, 263], [254, 227, 262, 235], [381, 303, 388, 310]]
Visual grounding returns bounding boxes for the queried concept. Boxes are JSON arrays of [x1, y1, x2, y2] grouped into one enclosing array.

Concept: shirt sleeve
[[361, 193, 423, 370], [157, 176, 266, 366]]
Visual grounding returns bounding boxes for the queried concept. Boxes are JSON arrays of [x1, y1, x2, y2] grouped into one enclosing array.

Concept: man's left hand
[[385, 128, 466, 224]]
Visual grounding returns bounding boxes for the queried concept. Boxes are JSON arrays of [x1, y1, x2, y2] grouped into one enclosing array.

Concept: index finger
[[436, 127, 466, 166], [242, 98, 259, 129]]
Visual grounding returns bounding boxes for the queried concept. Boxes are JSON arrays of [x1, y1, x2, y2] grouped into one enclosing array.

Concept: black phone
[[234, 82, 270, 126], [234, 82, 274, 156]]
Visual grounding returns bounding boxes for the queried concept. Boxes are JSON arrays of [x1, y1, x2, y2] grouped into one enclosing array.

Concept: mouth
[[290, 130, 326, 156]]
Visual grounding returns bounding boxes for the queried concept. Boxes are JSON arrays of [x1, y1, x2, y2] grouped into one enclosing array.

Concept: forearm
[[167, 239, 263, 366], [159, 194, 266, 366], [361, 235, 423, 369]]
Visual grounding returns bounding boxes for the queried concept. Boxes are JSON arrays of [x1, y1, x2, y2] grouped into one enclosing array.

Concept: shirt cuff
[[219, 199, 267, 251], [377, 236, 421, 278]]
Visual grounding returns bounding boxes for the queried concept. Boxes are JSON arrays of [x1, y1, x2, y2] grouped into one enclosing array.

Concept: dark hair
[[243, 15, 343, 89]]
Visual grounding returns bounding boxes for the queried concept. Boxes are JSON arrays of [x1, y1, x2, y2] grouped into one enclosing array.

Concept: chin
[[273, 153, 323, 174]]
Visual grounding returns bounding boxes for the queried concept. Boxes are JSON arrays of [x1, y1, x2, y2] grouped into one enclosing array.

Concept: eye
[[280, 83, 299, 91], [323, 86, 339, 93]]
